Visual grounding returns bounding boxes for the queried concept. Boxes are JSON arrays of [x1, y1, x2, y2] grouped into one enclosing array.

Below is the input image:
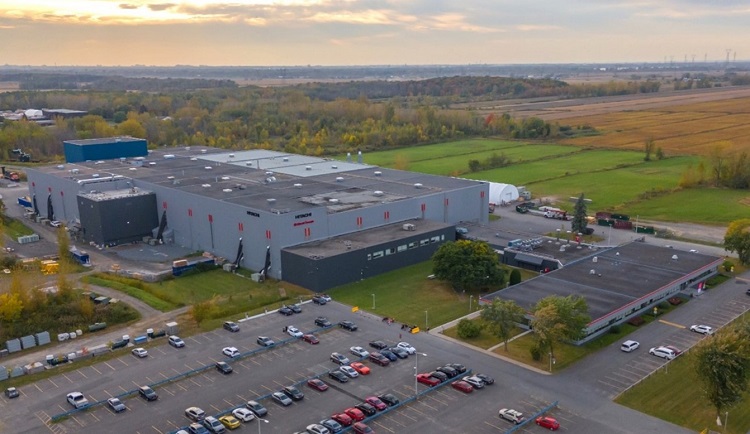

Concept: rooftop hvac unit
[[246, 161, 253, 166], [414, 183, 423, 188], [201, 149, 207, 153], [402, 223, 416, 231], [592, 257, 598, 262], [135, 156, 145, 160], [164, 154, 175, 159], [92, 174, 100, 178], [56, 165, 64, 169], [185, 146, 191, 150], [190, 157, 198, 161], [222, 189, 232, 193], [373, 191, 384, 197], [221, 176, 230, 181], [201, 184, 211, 188], [672, 255, 678, 260], [374, 171, 382, 176], [229, 154, 235, 158], [204, 166, 212, 170], [306, 166, 312, 171], [283, 157, 289, 162], [329, 198, 339, 203], [336, 177, 344, 182], [129, 167, 137, 171], [294, 183, 303, 188], [267, 198, 276, 203], [148, 162, 156, 166], [331, 165, 338, 169], [167, 176, 175, 180], [265, 171, 274, 176], [70, 169, 79, 174], [590, 269, 596, 275]]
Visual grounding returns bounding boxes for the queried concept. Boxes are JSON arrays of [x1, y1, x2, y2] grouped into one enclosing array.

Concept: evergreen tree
[[571, 193, 588, 235]]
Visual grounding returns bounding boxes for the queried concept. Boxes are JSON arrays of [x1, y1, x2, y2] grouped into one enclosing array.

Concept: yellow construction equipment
[[40, 260, 59, 275]]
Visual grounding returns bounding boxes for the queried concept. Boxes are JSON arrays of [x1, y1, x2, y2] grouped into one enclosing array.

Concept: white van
[[649, 346, 676, 360], [620, 340, 640, 352]]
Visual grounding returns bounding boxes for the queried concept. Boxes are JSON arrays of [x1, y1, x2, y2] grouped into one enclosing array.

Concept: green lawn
[[327, 261, 486, 328], [1, 216, 35, 238], [624, 187, 750, 225], [340, 139, 523, 166]]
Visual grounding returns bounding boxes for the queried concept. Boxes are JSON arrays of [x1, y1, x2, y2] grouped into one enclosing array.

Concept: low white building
[[488, 182, 519, 204]]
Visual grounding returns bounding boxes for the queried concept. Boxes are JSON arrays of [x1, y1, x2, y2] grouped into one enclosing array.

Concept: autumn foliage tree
[[432, 240, 504, 291], [531, 295, 590, 361], [724, 219, 750, 265]]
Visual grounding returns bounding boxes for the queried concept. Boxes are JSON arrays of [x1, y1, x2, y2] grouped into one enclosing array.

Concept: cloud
[[119, 4, 139, 10], [148, 3, 176, 12], [306, 9, 408, 25]]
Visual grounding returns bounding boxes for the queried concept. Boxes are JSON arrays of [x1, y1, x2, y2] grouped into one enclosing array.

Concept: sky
[[1, 0, 748, 66]]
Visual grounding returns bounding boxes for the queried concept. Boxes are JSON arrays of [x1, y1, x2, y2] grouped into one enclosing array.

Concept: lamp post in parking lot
[[414, 352, 427, 399], [258, 417, 269, 434], [371, 293, 376, 309]]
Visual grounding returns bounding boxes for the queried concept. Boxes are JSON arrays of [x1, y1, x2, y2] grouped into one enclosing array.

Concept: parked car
[[329, 370, 349, 383], [286, 325, 303, 338], [365, 396, 387, 411], [746, 288, 750, 296], [278, 305, 294, 316], [451, 380, 474, 393], [218, 415, 241, 430], [690, 324, 714, 335], [272, 391, 293, 406], [246, 400, 268, 417], [417, 373, 440, 387], [340, 365, 359, 378], [306, 423, 330, 434], [315, 317, 333, 327], [475, 373, 495, 385], [202, 415, 226, 433], [303, 334, 320, 344], [436, 366, 458, 378], [339, 320, 358, 331], [222, 347, 241, 358], [498, 408, 525, 424], [216, 361, 233, 374], [664, 345, 683, 356], [388, 347, 409, 358], [312, 295, 328, 305], [649, 346, 676, 360], [283, 385, 305, 401], [320, 418, 343, 433], [168, 335, 186, 348], [352, 422, 374, 434], [232, 407, 255, 422], [369, 340, 388, 350], [380, 349, 398, 361], [4, 387, 20, 399], [620, 340, 640, 352], [131, 347, 148, 358], [307, 378, 329, 392], [138, 386, 158, 401], [330, 352, 350, 365], [344, 407, 365, 422], [368, 352, 390, 366], [290, 304, 302, 313], [462, 375, 485, 389], [188, 423, 210, 434], [355, 402, 377, 417], [429, 371, 448, 382], [535, 416, 560, 430], [445, 363, 467, 374], [350, 362, 370, 375], [397, 342, 416, 354], [350, 346, 370, 358], [185, 406, 206, 421], [223, 321, 240, 332], [107, 397, 126, 412], [378, 393, 400, 407], [331, 413, 353, 427], [257, 336, 275, 347]]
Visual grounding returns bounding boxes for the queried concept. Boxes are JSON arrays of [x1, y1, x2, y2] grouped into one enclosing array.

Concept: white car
[[397, 342, 416, 354], [339, 365, 359, 378], [620, 340, 640, 352], [232, 407, 255, 422], [690, 324, 714, 335], [649, 346, 676, 360], [222, 346, 241, 358], [350, 346, 370, 358], [131, 347, 148, 358], [168, 335, 185, 348], [67, 392, 89, 408], [498, 408, 524, 424], [50, 220, 62, 228], [286, 326, 304, 338]]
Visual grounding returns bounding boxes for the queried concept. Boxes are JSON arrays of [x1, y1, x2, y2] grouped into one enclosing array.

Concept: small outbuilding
[[488, 182, 519, 205]]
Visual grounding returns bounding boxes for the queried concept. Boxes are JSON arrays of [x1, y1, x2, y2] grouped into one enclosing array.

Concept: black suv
[[355, 402, 377, 417], [369, 340, 388, 350], [429, 371, 448, 382], [283, 385, 305, 401], [339, 320, 358, 331], [315, 317, 332, 327], [223, 321, 240, 332], [278, 305, 294, 316], [312, 295, 327, 305], [378, 393, 400, 407], [445, 363, 467, 374], [138, 385, 158, 401], [436, 366, 458, 378], [328, 370, 349, 383], [290, 304, 302, 313], [215, 361, 233, 375]]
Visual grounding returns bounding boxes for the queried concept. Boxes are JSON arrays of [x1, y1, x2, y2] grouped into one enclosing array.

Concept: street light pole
[[469, 295, 473, 312], [414, 352, 427, 399], [549, 352, 552, 372], [371, 293, 376, 310], [424, 310, 428, 330], [258, 418, 269, 434]]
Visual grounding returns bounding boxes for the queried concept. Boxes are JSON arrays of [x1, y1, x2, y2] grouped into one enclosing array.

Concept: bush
[[609, 324, 621, 334], [723, 260, 734, 272], [627, 316, 645, 326], [668, 297, 683, 306], [457, 318, 481, 339], [530, 343, 542, 361], [659, 301, 670, 310], [509, 269, 522, 286]]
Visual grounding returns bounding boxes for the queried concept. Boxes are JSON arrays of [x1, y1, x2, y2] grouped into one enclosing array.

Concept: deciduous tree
[[481, 299, 526, 351], [531, 295, 589, 360], [724, 219, 750, 265], [432, 240, 504, 291]]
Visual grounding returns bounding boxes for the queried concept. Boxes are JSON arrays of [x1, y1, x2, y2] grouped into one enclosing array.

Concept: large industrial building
[[25, 137, 490, 290]]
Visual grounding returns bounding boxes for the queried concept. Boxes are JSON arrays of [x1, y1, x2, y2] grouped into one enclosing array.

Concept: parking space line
[[210, 404, 222, 413], [35, 383, 45, 393], [61, 373, 75, 383], [103, 361, 116, 371], [47, 378, 59, 388], [373, 421, 395, 433], [483, 420, 505, 431], [657, 319, 685, 329], [117, 358, 129, 367], [89, 365, 102, 375], [71, 414, 85, 427], [77, 369, 88, 379], [151, 425, 165, 433]]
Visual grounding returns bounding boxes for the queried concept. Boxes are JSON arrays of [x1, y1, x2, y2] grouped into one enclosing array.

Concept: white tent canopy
[[488, 182, 519, 204]]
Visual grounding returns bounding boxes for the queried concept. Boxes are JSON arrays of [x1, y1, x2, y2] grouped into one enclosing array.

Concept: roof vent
[[201, 149, 207, 154], [329, 198, 339, 203], [267, 198, 276, 203], [185, 146, 191, 150], [190, 157, 198, 161], [306, 166, 312, 171], [70, 169, 79, 174], [135, 157, 145, 161], [590, 269, 596, 275], [201, 184, 211, 188], [164, 154, 175, 159], [246, 161, 253, 166], [222, 188, 233, 193], [373, 190, 384, 197], [283, 157, 289, 162], [336, 177, 345, 182], [221, 176, 230, 181], [167, 176, 175, 180], [332, 165, 338, 169], [671, 254, 678, 260], [414, 183, 423, 189], [204, 166, 213, 170], [228, 154, 235, 158], [265, 171, 274, 176], [91, 174, 100, 178], [374, 171, 382, 176], [294, 183, 303, 188]]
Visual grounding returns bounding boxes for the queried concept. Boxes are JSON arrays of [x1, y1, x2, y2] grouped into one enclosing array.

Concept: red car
[[353, 422, 374, 434], [351, 362, 371, 375], [368, 352, 390, 366], [417, 373, 440, 387], [331, 413, 353, 427], [303, 334, 320, 344], [365, 396, 387, 411], [307, 378, 329, 392], [344, 407, 366, 422], [535, 416, 560, 430], [451, 380, 473, 393]]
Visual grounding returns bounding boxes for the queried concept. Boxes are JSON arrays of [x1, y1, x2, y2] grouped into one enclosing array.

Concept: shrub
[[457, 318, 481, 339], [659, 301, 670, 310], [668, 297, 682, 306], [509, 269, 522, 286], [530, 343, 542, 361], [723, 260, 734, 272], [609, 324, 621, 334], [627, 316, 645, 326]]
